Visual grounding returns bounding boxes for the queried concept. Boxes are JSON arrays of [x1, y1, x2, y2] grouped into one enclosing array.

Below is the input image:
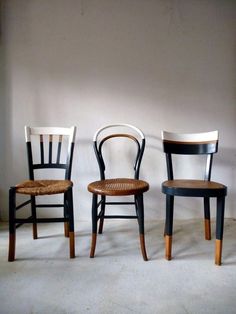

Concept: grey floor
[[0, 219, 236, 314]]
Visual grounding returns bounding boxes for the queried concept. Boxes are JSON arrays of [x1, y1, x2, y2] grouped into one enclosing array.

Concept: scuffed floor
[[0, 219, 236, 314]]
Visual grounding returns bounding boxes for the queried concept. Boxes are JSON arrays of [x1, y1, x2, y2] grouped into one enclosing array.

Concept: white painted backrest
[[161, 130, 218, 143], [93, 124, 145, 142], [25, 126, 77, 144]]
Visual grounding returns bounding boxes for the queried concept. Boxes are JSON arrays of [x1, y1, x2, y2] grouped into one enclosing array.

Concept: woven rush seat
[[88, 178, 149, 196], [16, 180, 73, 196]]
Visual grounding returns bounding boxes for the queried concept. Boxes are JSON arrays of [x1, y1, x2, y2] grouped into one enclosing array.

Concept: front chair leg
[[31, 196, 38, 239], [215, 196, 225, 266], [67, 188, 75, 258], [204, 197, 211, 240], [90, 194, 98, 258], [8, 187, 16, 262], [165, 195, 174, 261], [136, 194, 148, 261]]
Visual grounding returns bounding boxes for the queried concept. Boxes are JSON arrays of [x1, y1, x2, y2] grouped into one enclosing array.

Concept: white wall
[[1, 0, 236, 221]]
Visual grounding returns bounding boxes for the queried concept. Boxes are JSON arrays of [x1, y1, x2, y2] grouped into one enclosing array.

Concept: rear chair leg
[[31, 196, 38, 239], [64, 194, 69, 237], [64, 222, 69, 238], [98, 196, 106, 234]]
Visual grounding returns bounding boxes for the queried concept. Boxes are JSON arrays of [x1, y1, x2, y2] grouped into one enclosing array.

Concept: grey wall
[[1, 0, 236, 221]]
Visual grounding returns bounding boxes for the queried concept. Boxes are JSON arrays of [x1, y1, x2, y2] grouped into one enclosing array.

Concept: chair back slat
[[56, 135, 63, 164], [49, 135, 53, 164], [25, 126, 76, 180], [40, 135, 44, 164]]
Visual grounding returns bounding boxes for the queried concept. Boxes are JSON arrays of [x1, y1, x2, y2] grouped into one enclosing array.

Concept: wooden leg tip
[[90, 233, 97, 258], [139, 234, 148, 261], [165, 235, 172, 261], [69, 232, 75, 258], [215, 239, 222, 266], [204, 219, 211, 241]]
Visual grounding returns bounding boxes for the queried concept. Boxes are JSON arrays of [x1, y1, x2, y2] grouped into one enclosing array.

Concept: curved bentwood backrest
[[162, 130, 219, 181], [25, 126, 76, 180], [93, 124, 145, 180]]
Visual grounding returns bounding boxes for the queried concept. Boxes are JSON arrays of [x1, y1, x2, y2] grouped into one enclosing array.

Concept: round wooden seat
[[15, 180, 73, 196], [88, 178, 149, 196], [162, 179, 227, 197]]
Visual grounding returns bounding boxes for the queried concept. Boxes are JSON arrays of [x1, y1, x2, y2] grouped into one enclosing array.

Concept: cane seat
[[88, 178, 149, 196]]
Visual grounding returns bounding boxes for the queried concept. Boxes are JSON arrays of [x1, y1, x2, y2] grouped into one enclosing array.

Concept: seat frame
[[161, 130, 227, 265], [8, 126, 76, 261], [89, 124, 148, 260]]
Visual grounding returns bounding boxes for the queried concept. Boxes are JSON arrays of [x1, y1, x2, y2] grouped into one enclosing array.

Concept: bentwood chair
[[8, 126, 76, 261], [88, 124, 149, 260], [161, 130, 227, 265]]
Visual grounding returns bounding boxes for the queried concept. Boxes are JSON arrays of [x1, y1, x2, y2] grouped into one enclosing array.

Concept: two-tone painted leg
[[90, 194, 98, 258], [136, 194, 148, 261], [8, 187, 16, 262], [204, 197, 211, 240], [67, 187, 75, 258], [165, 195, 174, 261], [215, 196, 225, 266]]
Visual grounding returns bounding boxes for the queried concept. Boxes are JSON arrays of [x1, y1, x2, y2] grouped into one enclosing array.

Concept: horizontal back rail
[[162, 131, 218, 155]]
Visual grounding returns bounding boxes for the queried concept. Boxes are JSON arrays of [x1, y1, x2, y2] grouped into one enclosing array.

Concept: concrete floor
[[0, 219, 236, 314]]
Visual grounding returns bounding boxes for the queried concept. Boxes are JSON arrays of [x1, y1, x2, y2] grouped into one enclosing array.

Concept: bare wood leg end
[[64, 222, 69, 238], [69, 231, 75, 258], [204, 219, 211, 240], [140, 234, 148, 261], [90, 233, 97, 258], [8, 233, 16, 262], [165, 235, 172, 261], [215, 239, 222, 266]]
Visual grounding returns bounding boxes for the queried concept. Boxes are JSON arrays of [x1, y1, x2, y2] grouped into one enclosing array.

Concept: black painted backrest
[[162, 131, 219, 181], [25, 126, 76, 180], [93, 124, 146, 180]]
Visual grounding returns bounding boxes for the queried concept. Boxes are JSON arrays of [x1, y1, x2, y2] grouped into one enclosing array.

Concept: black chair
[[8, 126, 76, 261], [88, 124, 149, 260], [161, 130, 227, 265]]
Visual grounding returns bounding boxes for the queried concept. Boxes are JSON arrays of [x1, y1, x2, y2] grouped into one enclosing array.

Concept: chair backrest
[[93, 124, 145, 180], [25, 126, 76, 180], [162, 130, 219, 181]]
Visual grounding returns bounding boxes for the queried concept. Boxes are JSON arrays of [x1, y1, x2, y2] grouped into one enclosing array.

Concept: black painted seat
[[161, 130, 227, 266], [87, 124, 149, 261], [8, 126, 76, 261]]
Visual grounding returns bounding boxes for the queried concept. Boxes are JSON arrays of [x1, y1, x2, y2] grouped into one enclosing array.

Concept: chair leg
[[8, 187, 16, 262], [204, 197, 211, 240], [64, 194, 69, 238], [90, 194, 98, 258], [31, 196, 38, 239], [136, 194, 148, 261], [98, 196, 106, 234], [67, 188, 75, 258], [165, 195, 174, 261], [215, 196, 225, 266]]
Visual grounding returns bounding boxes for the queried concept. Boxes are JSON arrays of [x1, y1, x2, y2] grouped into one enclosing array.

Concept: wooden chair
[[88, 124, 149, 260], [161, 130, 227, 265], [8, 126, 76, 261]]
